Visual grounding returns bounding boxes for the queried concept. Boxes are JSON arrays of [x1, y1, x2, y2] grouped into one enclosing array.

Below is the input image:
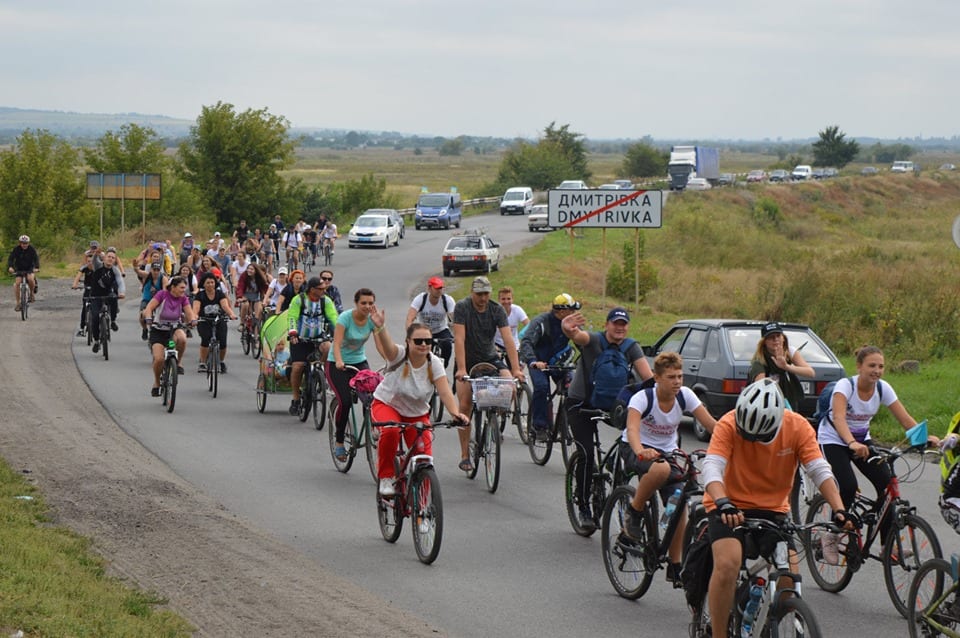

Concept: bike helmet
[[735, 378, 785, 443], [18, 235, 29, 243], [552, 293, 581, 311]]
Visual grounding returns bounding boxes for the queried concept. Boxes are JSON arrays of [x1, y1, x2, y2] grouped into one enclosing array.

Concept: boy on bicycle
[[939, 413, 960, 534]]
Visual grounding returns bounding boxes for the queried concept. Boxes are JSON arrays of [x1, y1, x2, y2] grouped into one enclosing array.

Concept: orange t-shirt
[[703, 409, 822, 513]]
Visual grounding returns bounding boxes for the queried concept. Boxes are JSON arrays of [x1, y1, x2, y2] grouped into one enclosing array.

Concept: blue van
[[415, 191, 462, 230]]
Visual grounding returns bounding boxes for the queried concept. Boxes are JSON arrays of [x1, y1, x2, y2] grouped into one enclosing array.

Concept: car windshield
[[504, 192, 525, 201], [419, 195, 449, 207], [446, 238, 481, 250], [725, 328, 835, 364], [530, 206, 547, 215], [355, 216, 387, 228]]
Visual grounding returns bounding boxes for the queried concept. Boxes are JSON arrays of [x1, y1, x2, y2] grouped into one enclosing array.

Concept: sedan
[[685, 178, 712, 191], [363, 208, 405, 240], [528, 204, 551, 232], [746, 170, 767, 183], [861, 166, 879, 176], [347, 214, 400, 249], [441, 231, 501, 276], [645, 319, 845, 440], [769, 169, 791, 183]]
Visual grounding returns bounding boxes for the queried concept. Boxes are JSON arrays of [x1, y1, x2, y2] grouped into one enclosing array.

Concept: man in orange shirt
[[701, 379, 853, 638]]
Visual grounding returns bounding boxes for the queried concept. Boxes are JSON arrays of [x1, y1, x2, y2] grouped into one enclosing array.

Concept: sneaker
[[76, 329, 85, 337], [578, 506, 596, 532], [141, 327, 148, 341], [111, 321, 119, 332], [198, 362, 208, 373], [14, 304, 20, 312], [289, 399, 300, 415], [535, 427, 551, 443], [378, 478, 396, 498], [334, 445, 348, 462], [220, 362, 227, 374], [177, 365, 185, 375], [92, 342, 100, 353], [890, 545, 915, 563], [624, 504, 645, 540], [666, 562, 683, 588], [150, 387, 161, 397], [820, 532, 840, 565]]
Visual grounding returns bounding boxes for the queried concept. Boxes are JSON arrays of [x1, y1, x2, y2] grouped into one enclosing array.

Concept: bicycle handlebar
[[373, 420, 466, 430]]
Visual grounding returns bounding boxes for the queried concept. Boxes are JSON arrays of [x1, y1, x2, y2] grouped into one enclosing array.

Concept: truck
[[667, 145, 720, 191]]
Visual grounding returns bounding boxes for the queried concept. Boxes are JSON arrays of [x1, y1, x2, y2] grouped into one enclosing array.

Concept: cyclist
[[453, 276, 524, 472], [371, 322, 468, 497], [561, 306, 652, 530], [286, 276, 339, 415], [493, 286, 529, 355], [320, 218, 338, 256], [281, 225, 303, 269], [233, 219, 250, 245], [703, 378, 852, 638], [405, 276, 455, 368], [327, 288, 387, 462], [302, 224, 318, 266], [229, 251, 251, 291], [266, 266, 288, 309], [7, 234, 40, 311], [519, 293, 581, 442], [816, 345, 937, 562], [276, 269, 306, 313], [85, 251, 123, 352], [620, 352, 717, 584], [939, 414, 960, 534], [136, 259, 168, 341], [104, 247, 126, 331], [235, 263, 270, 329], [179, 232, 195, 267], [319, 269, 343, 313], [192, 272, 238, 373], [142, 276, 197, 397], [72, 253, 96, 336], [749, 322, 815, 410]]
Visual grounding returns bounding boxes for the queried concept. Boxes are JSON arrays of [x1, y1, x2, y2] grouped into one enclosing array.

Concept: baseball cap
[[18, 235, 29, 243], [761, 322, 783, 338], [606, 307, 630, 324], [428, 276, 444, 289], [211, 267, 223, 278], [150, 261, 162, 271], [471, 276, 493, 293], [184, 232, 192, 238], [89, 240, 100, 248], [278, 266, 289, 275], [214, 231, 221, 236]]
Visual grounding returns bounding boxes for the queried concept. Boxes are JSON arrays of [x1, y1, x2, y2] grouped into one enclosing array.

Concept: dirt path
[[0, 278, 443, 637]]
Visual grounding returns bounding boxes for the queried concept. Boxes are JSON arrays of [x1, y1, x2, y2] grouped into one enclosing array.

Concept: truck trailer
[[667, 146, 720, 190]]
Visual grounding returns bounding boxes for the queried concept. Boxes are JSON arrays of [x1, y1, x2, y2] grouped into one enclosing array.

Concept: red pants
[[371, 400, 433, 480]]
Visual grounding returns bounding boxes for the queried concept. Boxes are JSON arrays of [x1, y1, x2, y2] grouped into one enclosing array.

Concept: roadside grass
[[0, 462, 193, 636]]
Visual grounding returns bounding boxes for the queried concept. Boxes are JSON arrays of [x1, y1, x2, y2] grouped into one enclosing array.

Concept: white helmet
[[735, 378, 784, 443]]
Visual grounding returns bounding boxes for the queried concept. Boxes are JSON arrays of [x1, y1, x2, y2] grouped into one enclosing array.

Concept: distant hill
[[0, 107, 194, 140]]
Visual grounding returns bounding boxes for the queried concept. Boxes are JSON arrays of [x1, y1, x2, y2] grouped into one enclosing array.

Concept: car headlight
[[439, 209, 448, 216], [416, 209, 422, 217]]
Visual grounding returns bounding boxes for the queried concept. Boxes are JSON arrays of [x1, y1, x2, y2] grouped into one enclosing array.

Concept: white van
[[791, 165, 813, 181], [500, 186, 535, 215], [891, 161, 917, 174]]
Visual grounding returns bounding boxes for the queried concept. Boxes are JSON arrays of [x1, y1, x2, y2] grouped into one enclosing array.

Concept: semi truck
[[667, 146, 720, 190]]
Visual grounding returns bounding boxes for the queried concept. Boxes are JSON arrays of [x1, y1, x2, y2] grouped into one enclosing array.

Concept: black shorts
[[619, 441, 684, 502], [707, 509, 796, 555], [290, 340, 314, 364], [148, 326, 178, 347]]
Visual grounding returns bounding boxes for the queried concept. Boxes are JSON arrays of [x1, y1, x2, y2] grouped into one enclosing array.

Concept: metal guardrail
[[396, 196, 501, 218]]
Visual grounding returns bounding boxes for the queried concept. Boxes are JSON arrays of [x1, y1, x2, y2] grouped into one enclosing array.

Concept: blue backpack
[[589, 334, 637, 410], [813, 375, 882, 426]]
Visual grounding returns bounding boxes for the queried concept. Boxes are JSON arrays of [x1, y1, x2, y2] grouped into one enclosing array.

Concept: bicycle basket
[[469, 377, 514, 410]]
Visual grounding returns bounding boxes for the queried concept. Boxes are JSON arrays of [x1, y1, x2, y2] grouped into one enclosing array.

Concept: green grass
[[0, 463, 193, 636]]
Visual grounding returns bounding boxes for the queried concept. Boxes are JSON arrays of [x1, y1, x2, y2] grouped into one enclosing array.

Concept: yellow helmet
[[552, 293, 581, 310]]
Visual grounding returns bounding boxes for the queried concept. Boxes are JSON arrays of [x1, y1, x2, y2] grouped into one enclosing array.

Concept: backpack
[[417, 291, 450, 314], [681, 506, 713, 608], [589, 334, 637, 410], [813, 375, 882, 426], [610, 381, 684, 431]]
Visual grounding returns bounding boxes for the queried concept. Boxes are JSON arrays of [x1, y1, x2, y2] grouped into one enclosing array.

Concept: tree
[[85, 123, 166, 173], [438, 138, 464, 156], [811, 125, 860, 168], [0, 129, 95, 255], [621, 142, 668, 178], [494, 122, 591, 190], [177, 102, 297, 228], [542, 122, 590, 181]]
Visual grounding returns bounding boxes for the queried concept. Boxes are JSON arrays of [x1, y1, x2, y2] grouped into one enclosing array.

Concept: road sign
[[547, 189, 663, 229]]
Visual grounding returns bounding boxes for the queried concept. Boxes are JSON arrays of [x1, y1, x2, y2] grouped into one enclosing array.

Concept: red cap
[[428, 276, 444, 289], [211, 268, 223, 278]]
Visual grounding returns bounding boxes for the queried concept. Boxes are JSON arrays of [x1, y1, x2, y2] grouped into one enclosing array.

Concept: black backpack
[[681, 506, 713, 608], [417, 291, 450, 314]]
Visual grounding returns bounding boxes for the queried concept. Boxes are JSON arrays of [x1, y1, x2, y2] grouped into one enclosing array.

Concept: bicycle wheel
[[86, 305, 95, 346], [100, 313, 110, 360], [513, 380, 532, 442], [364, 416, 379, 483], [601, 485, 654, 599], [884, 512, 943, 618], [528, 415, 553, 466], [430, 390, 444, 422], [256, 373, 267, 413], [907, 558, 956, 638], [327, 397, 355, 473], [766, 596, 823, 638], [466, 410, 481, 480], [790, 466, 814, 525], [483, 411, 501, 493], [312, 369, 326, 431], [558, 402, 573, 469], [20, 284, 28, 321], [377, 492, 403, 543], [164, 357, 178, 413], [563, 450, 595, 537], [209, 347, 220, 398], [240, 323, 251, 355], [298, 368, 311, 423], [250, 318, 262, 359], [410, 467, 444, 565], [803, 494, 855, 593]]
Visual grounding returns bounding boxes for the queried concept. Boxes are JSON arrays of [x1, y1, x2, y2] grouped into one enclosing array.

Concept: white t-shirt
[[229, 258, 247, 285], [266, 279, 285, 307], [282, 230, 302, 249], [410, 292, 456, 334], [322, 223, 338, 239], [494, 304, 528, 351], [817, 376, 897, 446], [620, 385, 701, 452], [373, 346, 446, 417]]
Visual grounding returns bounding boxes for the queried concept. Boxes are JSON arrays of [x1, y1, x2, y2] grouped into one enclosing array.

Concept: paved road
[[75, 210, 952, 637]]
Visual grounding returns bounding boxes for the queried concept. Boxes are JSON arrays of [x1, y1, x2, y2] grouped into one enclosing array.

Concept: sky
[[2, 1, 958, 141]]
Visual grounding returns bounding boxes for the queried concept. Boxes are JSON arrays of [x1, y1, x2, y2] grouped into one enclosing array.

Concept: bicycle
[[375, 420, 460, 565], [600, 448, 706, 599], [92, 293, 116, 361], [296, 336, 330, 431], [493, 345, 532, 443], [803, 443, 943, 617], [15, 270, 32, 321], [689, 517, 836, 638], [907, 553, 960, 637], [326, 365, 379, 481], [464, 364, 515, 494], [238, 300, 263, 359], [151, 322, 183, 413], [321, 236, 334, 267], [428, 336, 454, 421], [198, 315, 230, 398], [526, 364, 576, 466], [564, 408, 631, 536]]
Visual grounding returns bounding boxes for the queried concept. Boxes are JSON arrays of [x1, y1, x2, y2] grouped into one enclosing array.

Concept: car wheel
[[692, 394, 712, 441], [443, 269, 450, 277], [455, 218, 461, 228]]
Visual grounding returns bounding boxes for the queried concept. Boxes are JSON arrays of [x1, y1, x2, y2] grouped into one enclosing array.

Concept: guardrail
[[396, 196, 501, 218]]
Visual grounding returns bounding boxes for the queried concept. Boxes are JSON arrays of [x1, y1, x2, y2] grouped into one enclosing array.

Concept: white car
[[685, 177, 712, 191], [441, 230, 501, 276], [556, 180, 589, 190], [791, 165, 813, 181], [348, 213, 400, 248], [528, 204, 551, 232]]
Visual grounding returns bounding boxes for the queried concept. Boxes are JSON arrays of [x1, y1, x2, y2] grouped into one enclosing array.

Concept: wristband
[[847, 440, 857, 448]]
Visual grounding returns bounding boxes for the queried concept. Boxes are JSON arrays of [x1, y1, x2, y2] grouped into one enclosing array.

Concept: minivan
[[791, 165, 813, 181], [891, 161, 917, 174], [415, 191, 462, 230], [500, 187, 534, 215]]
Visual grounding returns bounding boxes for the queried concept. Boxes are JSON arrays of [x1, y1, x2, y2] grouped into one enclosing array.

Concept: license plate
[[801, 381, 813, 395], [359, 237, 373, 242], [456, 256, 474, 262]]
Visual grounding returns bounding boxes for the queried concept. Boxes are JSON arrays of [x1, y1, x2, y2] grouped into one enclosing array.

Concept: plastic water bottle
[[659, 487, 682, 536], [741, 578, 765, 637]]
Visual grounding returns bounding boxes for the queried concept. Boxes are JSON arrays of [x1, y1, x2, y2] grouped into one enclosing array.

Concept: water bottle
[[659, 487, 682, 536], [740, 577, 765, 637]]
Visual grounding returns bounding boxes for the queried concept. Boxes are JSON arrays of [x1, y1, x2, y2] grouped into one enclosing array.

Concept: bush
[[606, 237, 658, 303]]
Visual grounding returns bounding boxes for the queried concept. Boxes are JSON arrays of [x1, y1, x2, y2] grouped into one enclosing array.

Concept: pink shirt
[[152, 289, 189, 323]]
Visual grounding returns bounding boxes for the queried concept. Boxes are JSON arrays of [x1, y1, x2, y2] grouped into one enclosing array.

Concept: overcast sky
[[2, 1, 957, 140]]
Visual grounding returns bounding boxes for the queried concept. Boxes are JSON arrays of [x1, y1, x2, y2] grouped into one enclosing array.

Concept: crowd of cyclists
[[12, 210, 960, 637]]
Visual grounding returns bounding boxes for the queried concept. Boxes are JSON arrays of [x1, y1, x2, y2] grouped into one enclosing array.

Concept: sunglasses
[[320, 276, 333, 281], [411, 337, 434, 346]]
